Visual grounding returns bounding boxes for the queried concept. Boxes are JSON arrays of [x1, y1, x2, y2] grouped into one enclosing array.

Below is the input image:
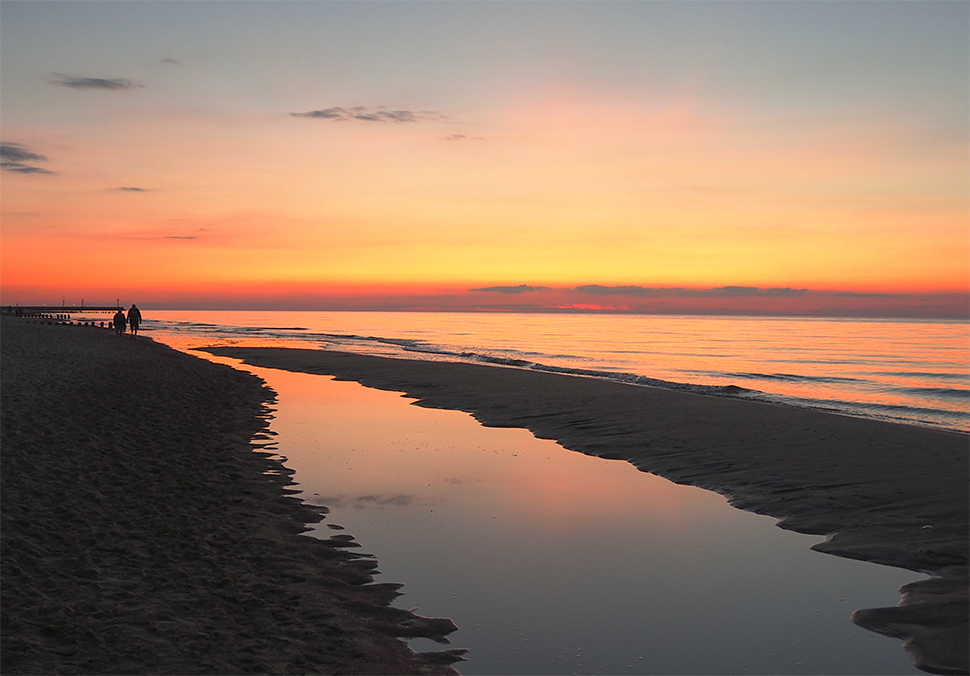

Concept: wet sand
[[0, 318, 464, 675], [200, 346, 969, 676]]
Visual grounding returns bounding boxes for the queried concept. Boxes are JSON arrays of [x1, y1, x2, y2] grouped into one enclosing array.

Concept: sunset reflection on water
[[276, 371, 719, 533]]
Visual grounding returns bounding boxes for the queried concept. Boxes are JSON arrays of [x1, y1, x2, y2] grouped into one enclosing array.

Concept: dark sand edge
[[0, 318, 465, 675], [202, 346, 969, 676]]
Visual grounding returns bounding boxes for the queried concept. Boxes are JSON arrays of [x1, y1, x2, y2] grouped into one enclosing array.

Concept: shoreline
[[201, 345, 968, 675], [0, 318, 464, 674]]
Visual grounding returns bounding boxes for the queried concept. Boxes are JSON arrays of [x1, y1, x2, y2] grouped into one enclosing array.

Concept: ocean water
[[141, 310, 969, 433]]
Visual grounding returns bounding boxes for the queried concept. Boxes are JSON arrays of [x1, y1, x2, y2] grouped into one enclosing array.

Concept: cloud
[[129, 234, 197, 240], [291, 105, 445, 123], [835, 291, 900, 298], [126, 232, 198, 241], [575, 285, 673, 297], [354, 110, 416, 123], [116, 186, 148, 192], [1, 143, 47, 163], [160, 58, 180, 65], [1, 164, 53, 174], [470, 285, 550, 294], [1, 142, 53, 174], [293, 107, 346, 119], [711, 286, 808, 297], [52, 74, 142, 90], [574, 285, 808, 298]]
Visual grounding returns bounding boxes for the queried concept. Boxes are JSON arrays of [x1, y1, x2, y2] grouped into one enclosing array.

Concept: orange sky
[[2, 2, 967, 316]]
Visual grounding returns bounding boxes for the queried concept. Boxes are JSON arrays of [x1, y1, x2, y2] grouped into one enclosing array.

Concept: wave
[[871, 371, 969, 381], [702, 371, 865, 385], [455, 356, 754, 397], [337, 344, 966, 432], [235, 326, 310, 333], [764, 394, 969, 429], [896, 386, 970, 401]]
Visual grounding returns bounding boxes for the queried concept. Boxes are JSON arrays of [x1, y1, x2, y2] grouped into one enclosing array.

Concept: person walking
[[112, 309, 127, 336], [127, 304, 142, 337]]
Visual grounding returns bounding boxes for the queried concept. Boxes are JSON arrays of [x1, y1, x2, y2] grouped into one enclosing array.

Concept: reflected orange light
[[220, 363, 721, 532]]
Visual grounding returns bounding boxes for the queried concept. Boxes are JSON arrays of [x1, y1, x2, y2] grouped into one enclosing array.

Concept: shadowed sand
[[201, 345, 969, 676], [0, 319, 464, 675]]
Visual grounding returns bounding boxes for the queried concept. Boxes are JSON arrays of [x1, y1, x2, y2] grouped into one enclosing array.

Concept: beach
[[0, 318, 464, 675], [2, 317, 966, 675], [200, 345, 969, 675]]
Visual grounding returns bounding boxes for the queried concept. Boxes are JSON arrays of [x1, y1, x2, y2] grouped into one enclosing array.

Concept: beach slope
[[0, 319, 464, 675], [203, 346, 968, 675]]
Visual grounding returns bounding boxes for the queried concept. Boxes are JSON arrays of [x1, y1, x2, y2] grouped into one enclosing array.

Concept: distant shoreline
[[203, 344, 969, 675]]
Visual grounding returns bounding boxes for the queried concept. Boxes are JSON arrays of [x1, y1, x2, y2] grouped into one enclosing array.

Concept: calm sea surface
[[143, 311, 969, 433], [110, 309, 956, 674]]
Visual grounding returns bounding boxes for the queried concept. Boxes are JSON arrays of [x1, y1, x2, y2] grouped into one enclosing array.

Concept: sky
[[1, 1, 967, 317]]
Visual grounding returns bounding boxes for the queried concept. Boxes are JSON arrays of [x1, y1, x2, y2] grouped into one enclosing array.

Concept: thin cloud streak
[[574, 285, 809, 298], [471, 285, 550, 294], [1, 143, 47, 163], [1, 142, 53, 174], [291, 106, 446, 123], [1, 163, 53, 175], [125, 235, 198, 241], [51, 74, 142, 90]]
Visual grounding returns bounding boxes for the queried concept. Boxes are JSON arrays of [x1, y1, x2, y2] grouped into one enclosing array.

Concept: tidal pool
[[207, 356, 921, 675]]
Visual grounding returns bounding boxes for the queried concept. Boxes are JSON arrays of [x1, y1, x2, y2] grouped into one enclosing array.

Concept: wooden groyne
[[3, 305, 122, 318]]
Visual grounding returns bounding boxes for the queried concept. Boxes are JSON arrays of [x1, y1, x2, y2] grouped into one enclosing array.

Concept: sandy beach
[[200, 345, 969, 675], [0, 318, 464, 675]]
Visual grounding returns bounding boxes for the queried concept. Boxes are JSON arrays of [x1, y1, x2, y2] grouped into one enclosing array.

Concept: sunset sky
[[2, 1, 967, 316]]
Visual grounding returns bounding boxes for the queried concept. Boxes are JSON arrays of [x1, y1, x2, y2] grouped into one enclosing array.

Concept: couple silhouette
[[113, 304, 142, 337]]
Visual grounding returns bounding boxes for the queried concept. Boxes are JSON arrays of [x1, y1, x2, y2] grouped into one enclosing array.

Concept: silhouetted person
[[113, 309, 127, 336], [127, 304, 142, 337]]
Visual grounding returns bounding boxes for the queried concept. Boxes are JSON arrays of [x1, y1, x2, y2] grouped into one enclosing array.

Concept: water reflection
[[145, 310, 969, 432], [207, 355, 921, 674]]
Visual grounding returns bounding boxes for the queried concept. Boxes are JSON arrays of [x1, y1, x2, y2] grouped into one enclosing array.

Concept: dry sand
[[200, 346, 969, 676], [0, 318, 464, 675]]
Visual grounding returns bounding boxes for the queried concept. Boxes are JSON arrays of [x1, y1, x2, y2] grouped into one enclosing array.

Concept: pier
[[3, 305, 123, 318]]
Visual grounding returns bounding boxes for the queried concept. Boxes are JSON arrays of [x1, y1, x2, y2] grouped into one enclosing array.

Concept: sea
[[141, 310, 969, 433]]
